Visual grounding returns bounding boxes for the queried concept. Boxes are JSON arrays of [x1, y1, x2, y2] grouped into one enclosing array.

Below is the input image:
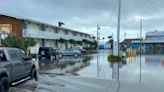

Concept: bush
[[108, 55, 123, 63], [1, 33, 23, 48]]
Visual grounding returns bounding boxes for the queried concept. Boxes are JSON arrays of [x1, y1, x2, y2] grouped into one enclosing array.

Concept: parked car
[[38, 47, 61, 61], [0, 47, 38, 92], [72, 46, 85, 53], [58, 48, 81, 58]]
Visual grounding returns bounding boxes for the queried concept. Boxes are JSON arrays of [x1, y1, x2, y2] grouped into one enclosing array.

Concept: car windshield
[[1, 0, 164, 92], [65, 48, 73, 51], [20, 50, 26, 58], [49, 48, 56, 51]]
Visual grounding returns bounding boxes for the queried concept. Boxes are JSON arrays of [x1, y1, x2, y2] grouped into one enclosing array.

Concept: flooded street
[[39, 49, 164, 84], [10, 50, 164, 92]]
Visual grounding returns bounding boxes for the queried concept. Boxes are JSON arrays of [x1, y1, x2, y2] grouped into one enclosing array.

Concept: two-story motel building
[[0, 13, 95, 54]]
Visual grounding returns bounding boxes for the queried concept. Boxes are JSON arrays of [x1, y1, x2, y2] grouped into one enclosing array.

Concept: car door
[[8, 50, 25, 81], [69, 49, 74, 55], [16, 50, 32, 77], [65, 49, 72, 55], [22, 59, 32, 77]]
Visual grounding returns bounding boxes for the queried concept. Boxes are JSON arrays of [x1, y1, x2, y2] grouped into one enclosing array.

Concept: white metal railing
[[23, 29, 94, 42]]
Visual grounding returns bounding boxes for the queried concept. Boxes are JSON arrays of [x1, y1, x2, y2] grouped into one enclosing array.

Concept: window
[[73, 32, 77, 36], [8, 50, 19, 61], [16, 50, 26, 59], [80, 34, 83, 37], [8, 50, 26, 61], [54, 27, 58, 33], [0, 50, 7, 61], [65, 30, 68, 35], [39, 24, 46, 31], [23, 23, 27, 29], [85, 34, 88, 37]]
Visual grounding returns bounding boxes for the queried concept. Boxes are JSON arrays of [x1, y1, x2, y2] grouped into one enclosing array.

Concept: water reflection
[[40, 50, 164, 84], [39, 56, 92, 75], [109, 61, 127, 80], [96, 50, 110, 78], [145, 55, 164, 67], [109, 62, 127, 68]]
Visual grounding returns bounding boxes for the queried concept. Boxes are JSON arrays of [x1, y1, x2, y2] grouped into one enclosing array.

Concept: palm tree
[[69, 39, 75, 46], [77, 41, 82, 46], [57, 38, 67, 43], [108, 36, 112, 39]]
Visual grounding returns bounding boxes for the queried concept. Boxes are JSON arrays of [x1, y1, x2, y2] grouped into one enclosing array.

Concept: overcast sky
[[0, 0, 164, 41]]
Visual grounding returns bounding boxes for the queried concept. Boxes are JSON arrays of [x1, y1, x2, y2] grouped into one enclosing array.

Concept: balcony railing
[[23, 29, 94, 42]]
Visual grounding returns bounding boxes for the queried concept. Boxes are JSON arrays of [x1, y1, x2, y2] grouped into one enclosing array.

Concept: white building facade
[[22, 20, 95, 54]]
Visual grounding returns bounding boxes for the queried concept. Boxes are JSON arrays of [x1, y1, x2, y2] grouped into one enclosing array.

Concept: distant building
[[120, 38, 141, 48], [130, 30, 164, 54], [0, 13, 95, 54], [98, 43, 111, 49], [146, 30, 164, 40]]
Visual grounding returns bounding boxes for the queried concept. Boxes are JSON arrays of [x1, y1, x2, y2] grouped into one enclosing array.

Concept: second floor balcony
[[23, 29, 94, 42]]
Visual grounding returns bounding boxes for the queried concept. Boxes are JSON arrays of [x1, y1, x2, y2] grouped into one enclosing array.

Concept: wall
[[0, 15, 23, 37], [23, 21, 94, 42]]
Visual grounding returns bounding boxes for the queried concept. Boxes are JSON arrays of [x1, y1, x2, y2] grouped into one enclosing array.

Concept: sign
[[0, 24, 12, 33]]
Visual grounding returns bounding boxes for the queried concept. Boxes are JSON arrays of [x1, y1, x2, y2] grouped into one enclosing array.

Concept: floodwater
[[39, 50, 164, 84], [11, 50, 164, 92]]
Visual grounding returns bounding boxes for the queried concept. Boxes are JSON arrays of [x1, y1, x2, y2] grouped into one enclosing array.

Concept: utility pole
[[117, 0, 121, 56], [97, 24, 100, 50], [116, 0, 122, 81], [139, 19, 142, 83], [0, 31, 1, 46], [97, 24, 100, 78]]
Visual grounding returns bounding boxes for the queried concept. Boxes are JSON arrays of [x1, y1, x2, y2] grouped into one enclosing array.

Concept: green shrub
[[108, 55, 123, 63]]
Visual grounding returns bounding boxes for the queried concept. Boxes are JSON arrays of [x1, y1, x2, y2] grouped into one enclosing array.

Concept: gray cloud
[[0, 0, 164, 41]]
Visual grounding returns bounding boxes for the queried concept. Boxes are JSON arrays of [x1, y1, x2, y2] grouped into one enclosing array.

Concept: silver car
[[72, 46, 85, 53], [59, 48, 81, 58]]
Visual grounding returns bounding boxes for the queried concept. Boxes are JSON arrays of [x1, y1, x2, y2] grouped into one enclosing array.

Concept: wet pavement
[[39, 49, 164, 84], [39, 55, 92, 75]]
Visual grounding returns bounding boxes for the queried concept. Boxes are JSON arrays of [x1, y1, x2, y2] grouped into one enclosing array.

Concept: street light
[[139, 18, 142, 83], [134, 17, 143, 83]]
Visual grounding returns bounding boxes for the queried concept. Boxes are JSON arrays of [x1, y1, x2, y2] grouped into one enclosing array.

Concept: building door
[[65, 42, 68, 49], [41, 39, 45, 47], [55, 40, 58, 49]]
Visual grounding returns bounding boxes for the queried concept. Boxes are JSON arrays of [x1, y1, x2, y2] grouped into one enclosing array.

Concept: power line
[[97, 0, 119, 40], [109, 0, 119, 24], [102, 0, 119, 37], [100, 0, 119, 27], [145, 0, 164, 8]]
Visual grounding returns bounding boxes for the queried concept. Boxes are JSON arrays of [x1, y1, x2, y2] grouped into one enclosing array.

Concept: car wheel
[[0, 77, 9, 92], [74, 53, 79, 58], [58, 53, 63, 59], [31, 69, 38, 81], [55, 54, 60, 60], [50, 55, 54, 62]]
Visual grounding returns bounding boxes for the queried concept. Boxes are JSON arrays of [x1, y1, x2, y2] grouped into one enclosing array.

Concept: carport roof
[[131, 40, 164, 44]]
